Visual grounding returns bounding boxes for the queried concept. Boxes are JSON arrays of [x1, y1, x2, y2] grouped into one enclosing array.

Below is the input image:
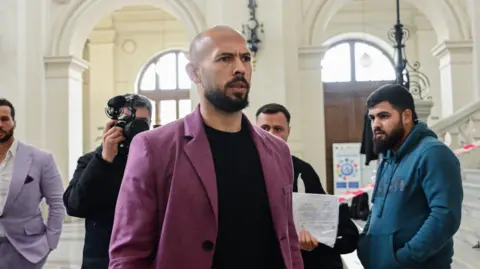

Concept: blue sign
[[348, 181, 360, 189]]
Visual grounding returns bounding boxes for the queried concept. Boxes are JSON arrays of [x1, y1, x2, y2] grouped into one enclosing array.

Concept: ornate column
[[468, 0, 480, 98], [298, 45, 327, 190], [0, 0, 28, 140], [44, 56, 88, 183], [86, 29, 116, 151], [432, 41, 473, 116]]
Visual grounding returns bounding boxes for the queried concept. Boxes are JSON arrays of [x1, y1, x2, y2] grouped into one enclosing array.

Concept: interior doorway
[[321, 39, 396, 193]]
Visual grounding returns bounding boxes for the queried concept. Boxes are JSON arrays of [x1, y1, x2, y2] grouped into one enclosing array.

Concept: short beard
[[204, 89, 249, 113], [0, 129, 14, 144], [372, 123, 404, 154]]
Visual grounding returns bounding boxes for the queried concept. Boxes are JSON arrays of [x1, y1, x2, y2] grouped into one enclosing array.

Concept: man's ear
[[186, 63, 200, 84], [403, 109, 413, 124]]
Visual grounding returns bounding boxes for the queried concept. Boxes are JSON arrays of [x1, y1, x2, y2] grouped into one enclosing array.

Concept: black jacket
[[63, 146, 128, 269], [292, 156, 359, 269], [360, 110, 378, 165]]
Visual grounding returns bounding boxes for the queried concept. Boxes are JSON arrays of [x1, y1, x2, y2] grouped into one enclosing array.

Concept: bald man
[[108, 26, 303, 269]]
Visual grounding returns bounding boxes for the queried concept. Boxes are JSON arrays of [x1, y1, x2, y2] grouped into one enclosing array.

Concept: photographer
[[63, 94, 152, 269]]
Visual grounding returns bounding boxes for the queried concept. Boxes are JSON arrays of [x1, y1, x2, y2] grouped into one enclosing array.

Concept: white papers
[[292, 193, 340, 248]]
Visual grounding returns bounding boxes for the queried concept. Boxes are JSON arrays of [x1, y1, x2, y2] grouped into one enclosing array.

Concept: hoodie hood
[[386, 120, 437, 161]]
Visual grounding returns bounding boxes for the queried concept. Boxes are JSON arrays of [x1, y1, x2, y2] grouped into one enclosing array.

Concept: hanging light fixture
[[359, 52, 373, 67], [241, 0, 264, 70], [389, 0, 431, 100]]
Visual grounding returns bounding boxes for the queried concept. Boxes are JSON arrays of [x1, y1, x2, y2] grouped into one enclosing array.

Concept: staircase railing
[[431, 100, 480, 149]]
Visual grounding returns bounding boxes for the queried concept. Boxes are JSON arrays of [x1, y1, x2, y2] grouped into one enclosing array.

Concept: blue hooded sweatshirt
[[357, 121, 463, 269]]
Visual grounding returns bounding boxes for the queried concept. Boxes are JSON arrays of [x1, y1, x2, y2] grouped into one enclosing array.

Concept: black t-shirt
[[204, 121, 285, 269]]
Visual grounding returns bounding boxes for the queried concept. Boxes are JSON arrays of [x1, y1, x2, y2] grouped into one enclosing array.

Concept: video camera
[[105, 94, 150, 154]]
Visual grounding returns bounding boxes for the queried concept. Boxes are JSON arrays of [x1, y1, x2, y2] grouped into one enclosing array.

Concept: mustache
[[373, 128, 386, 135], [226, 76, 250, 89]]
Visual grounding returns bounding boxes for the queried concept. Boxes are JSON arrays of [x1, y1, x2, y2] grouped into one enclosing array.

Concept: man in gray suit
[[0, 98, 66, 269]]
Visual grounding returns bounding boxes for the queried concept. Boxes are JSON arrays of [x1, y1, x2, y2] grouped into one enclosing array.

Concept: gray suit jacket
[[0, 141, 66, 263]]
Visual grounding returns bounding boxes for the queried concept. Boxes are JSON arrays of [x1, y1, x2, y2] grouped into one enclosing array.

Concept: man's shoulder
[[292, 155, 306, 165], [140, 118, 186, 143], [253, 125, 289, 153], [291, 155, 312, 169], [417, 137, 455, 159], [19, 141, 52, 158]]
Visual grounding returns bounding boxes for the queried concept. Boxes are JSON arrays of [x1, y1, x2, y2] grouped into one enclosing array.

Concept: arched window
[[136, 50, 192, 126], [321, 40, 395, 83]]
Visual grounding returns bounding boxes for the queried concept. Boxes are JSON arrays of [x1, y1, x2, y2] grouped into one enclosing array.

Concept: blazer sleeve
[[63, 151, 114, 218], [284, 149, 304, 269], [40, 152, 66, 250], [109, 134, 160, 269]]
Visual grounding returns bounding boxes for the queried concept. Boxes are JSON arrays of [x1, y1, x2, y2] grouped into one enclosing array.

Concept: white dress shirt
[[0, 138, 19, 237]]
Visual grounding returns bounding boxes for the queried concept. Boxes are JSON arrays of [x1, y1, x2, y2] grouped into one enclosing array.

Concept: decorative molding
[[414, 99, 434, 122], [298, 45, 328, 56], [122, 40, 136, 54], [44, 56, 89, 79], [88, 29, 116, 44], [431, 40, 473, 68], [431, 40, 473, 58], [298, 46, 327, 70], [52, 0, 70, 4]]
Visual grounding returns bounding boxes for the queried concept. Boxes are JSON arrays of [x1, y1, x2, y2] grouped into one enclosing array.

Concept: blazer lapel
[[250, 125, 285, 238], [4, 142, 32, 211], [183, 106, 218, 227]]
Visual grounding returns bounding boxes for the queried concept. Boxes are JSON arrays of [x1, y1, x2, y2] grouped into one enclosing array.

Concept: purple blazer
[[109, 106, 303, 269], [0, 142, 65, 263]]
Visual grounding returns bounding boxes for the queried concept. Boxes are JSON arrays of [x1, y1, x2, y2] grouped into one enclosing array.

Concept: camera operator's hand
[[101, 120, 125, 163]]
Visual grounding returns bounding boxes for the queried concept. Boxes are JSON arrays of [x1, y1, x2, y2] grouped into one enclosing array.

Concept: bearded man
[[108, 26, 303, 269], [0, 98, 65, 269], [356, 84, 463, 269]]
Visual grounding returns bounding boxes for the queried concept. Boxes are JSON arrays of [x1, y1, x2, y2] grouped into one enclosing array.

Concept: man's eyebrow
[[368, 111, 390, 117], [215, 52, 251, 57]]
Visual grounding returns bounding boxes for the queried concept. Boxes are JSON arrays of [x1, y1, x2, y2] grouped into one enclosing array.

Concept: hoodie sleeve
[[395, 145, 463, 266]]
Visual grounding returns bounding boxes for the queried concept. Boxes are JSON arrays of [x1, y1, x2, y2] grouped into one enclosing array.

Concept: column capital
[[298, 45, 327, 70], [431, 40, 473, 59], [44, 55, 89, 79], [88, 29, 117, 44]]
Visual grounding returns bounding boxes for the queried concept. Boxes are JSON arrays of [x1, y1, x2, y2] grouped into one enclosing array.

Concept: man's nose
[[371, 118, 381, 130], [232, 57, 246, 76]]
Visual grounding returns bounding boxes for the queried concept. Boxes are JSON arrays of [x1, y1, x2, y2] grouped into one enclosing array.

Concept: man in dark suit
[[63, 94, 152, 269], [256, 103, 359, 269]]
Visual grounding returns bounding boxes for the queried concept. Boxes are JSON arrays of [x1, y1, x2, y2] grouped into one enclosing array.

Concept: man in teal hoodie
[[357, 84, 463, 269]]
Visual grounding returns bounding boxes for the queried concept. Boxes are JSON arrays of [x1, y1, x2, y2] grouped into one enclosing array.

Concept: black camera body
[[105, 94, 150, 154]]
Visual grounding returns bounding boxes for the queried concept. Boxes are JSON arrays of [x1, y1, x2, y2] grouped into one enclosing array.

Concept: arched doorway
[[322, 39, 395, 193], [136, 50, 192, 127], [45, 0, 205, 179]]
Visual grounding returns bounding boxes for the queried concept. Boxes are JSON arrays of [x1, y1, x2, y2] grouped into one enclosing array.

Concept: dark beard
[[0, 129, 13, 143], [372, 124, 404, 154], [204, 77, 250, 113]]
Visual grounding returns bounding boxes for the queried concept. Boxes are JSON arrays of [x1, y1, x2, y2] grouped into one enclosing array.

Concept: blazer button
[[202, 240, 214, 251]]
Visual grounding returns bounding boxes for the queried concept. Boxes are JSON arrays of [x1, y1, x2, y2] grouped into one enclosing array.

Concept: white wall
[[0, 0, 475, 189]]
